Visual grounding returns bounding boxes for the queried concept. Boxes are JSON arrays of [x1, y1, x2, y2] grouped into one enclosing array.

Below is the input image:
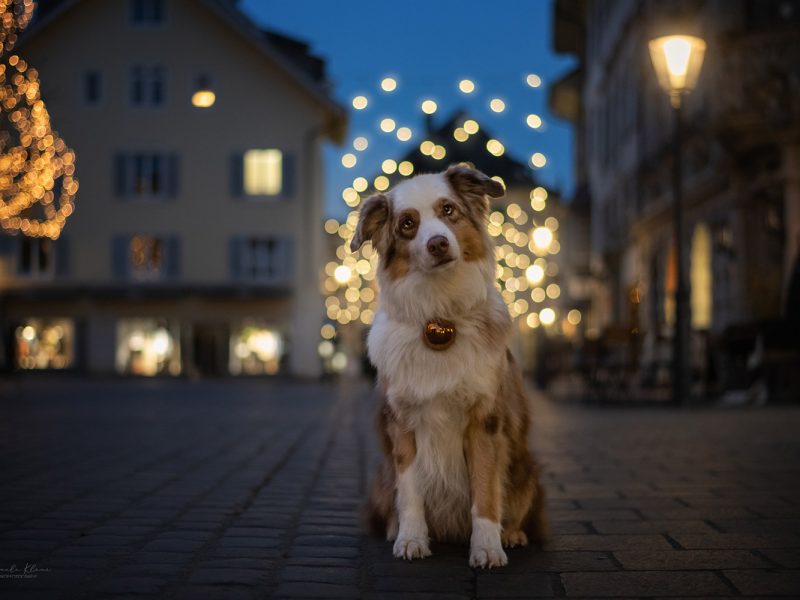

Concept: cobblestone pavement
[[1, 377, 799, 599]]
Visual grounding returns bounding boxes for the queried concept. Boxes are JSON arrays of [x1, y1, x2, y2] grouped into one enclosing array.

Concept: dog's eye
[[401, 217, 415, 231], [443, 203, 455, 216]]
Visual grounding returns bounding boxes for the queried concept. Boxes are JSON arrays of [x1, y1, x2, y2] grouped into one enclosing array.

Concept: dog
[[350, 164, 547, 568]]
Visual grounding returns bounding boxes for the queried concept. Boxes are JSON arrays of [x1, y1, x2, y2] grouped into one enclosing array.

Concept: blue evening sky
[[240, 0, 576, 218]]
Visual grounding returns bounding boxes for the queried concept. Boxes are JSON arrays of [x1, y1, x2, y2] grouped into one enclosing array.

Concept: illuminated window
[[113, 235, 179, 280], [116, 319, 180, 376], [244, 149, 283, 196], [130, 235, 164, 280], [191, 75, 215, 108], [15, 319, 75, 370], [229, 321, 284, 375], [691, 224, 712, 330]]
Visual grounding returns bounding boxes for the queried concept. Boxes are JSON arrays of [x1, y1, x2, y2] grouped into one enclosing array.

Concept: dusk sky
[[239, 0, 576, 217]]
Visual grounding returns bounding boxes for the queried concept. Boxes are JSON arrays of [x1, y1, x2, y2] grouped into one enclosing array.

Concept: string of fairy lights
[[0, 0, 78, 239], [318, 74, 583, 371]]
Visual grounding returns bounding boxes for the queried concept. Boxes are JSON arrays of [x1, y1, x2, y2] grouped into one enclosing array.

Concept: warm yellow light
[[648, 35, 706, 103], [244, 149, 282, 195], [486, 139, 505, 157], [380, 118, 396, 133], [545, 216, 559, 231], [546, 283, 561, 299], [382, 159, 397, 174], [532, 226, 553, 250], [567, 309, 582, 325], [342, 187, 359, 206], [463, 119, 479, 134], [489, 98, 506, 113], [458, 79, 475, 93], [353, 136, 368, 151], [526, 74, 542, 88], [341, 153, 357, 168], [324, 219, 339, 234], [352, 95, 368, 110], [526, 114, 542, 129], [420, 140, 435, 155], [526, 313, 541, 329], [421, 99, 438, 114], [353, 177, 368, 192], [525, 264, 544, 285], [192, 90, 216, 108], [381, 77, 397, 92], [453, 127, 468, 142], [531, 287, 546, 303], [491, 176, 506, 190], [539, 308, 556, 326], [398, 160, 414, 176], [320, 324, 336, 340], [396, 126, 412, 141], [531, 152, 547, 168], [334, 265, 352, 283], [374, 175, 390, 191], [432, 145, 446, 160]]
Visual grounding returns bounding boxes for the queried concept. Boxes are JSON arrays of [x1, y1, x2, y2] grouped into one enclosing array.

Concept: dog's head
[[350, 164, 504, 279]]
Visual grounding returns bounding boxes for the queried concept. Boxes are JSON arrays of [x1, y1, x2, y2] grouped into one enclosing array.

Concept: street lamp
[[648, 34, 706, 405]]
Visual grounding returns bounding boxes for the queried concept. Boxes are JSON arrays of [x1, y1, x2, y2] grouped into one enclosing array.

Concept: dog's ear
[[445, 163, 505, 214], [350, 193, 390, 252]]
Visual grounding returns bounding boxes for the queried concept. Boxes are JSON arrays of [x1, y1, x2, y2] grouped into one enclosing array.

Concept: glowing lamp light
[[382, 159, 398, 174], [531, 152, 547, 168], [396, 126, 412, 141], [648, 35, 706, 107], [334, 265, 352, 283], [526, 73, 542, 88], [421, 99, 438, 114], [489, 98, 506, 113], [341, 153, 357, 168], [526, 114, 542, 129], [352, 95, 368, 110], [459, 79, 475, 93], [191, 90, 215, 108], [532, 226, 553, 250], [353, 177, 368, 192], [539, 308, 556, 326], [381, 77, 398, 92], [374, 175, 390, 191], [380, 118, 396, 132], [463, 119, 479, 134], [525, 264, 544, 285], [353, 136, 368, 151], [398, 160, 414, 176], [567, 309, 582, 325], [486, 139, 505, 157]]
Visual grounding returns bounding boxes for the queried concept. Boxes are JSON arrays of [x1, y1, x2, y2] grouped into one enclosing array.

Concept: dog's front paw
[[469, 542, 508, 568], [502, 529, 529, 548], [393, 535, 431, 560], [470, 517, 507, 568]]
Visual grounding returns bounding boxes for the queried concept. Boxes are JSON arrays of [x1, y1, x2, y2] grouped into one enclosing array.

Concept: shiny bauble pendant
[[423, 319, 456, 351]]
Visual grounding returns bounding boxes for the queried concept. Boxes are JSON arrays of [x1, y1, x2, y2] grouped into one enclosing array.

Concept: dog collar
[[423, 319, 456, 351]]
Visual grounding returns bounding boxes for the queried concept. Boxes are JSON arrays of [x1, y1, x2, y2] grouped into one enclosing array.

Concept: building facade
[[0, 0, 345, 377], [551, 0, 800, 395]]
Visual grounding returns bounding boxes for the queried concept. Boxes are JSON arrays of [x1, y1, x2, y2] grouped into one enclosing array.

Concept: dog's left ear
[[445, 164, 505, 214]]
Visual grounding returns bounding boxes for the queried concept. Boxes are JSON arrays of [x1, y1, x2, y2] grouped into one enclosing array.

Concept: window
[[17, 237, 54, 278], [131, 0, 164, 25], [15, 319, 75, 370], [130, 65, 165, 107], [83, 70, 102, 106], [229, 321, 284, 375], [244, 149, 282, 196], [116, 319, 180, 376], [229, 236, 292, 283], [114, 153, 179, 198], [113, 235, 180, 281]]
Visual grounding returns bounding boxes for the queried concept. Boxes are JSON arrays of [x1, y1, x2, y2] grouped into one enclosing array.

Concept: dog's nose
[[426, 235, 450, 257]]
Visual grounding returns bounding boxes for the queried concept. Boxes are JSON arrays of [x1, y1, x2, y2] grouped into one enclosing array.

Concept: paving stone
[[671, 532, 800, 549], [757, 548, 800, 568], [724, 569, 800, 595], [613, 549, 772, 570], [561, 570, 731, 596], [547, 534, 673, 551], [273, 581, 361, 598]]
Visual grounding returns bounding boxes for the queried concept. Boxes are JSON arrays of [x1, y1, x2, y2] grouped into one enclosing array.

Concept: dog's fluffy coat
[[351, 165, 547, 568]]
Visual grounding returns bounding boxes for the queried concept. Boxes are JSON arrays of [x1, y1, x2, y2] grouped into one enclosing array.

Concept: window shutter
[[228, 236, 242, 280], [114, 154, 127, 197], [230, 153, 243, 198], [167, 236, 180, 279], [112, 235, 130, 279], [279, 237, 294, 283], [0, 233, 14, 255], [281, 152, 295, 200], [55, 235, 69, 277], [168, 153, 180, 198]]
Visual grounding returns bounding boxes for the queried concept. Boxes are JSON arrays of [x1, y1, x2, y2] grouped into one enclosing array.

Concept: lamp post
[[648, 34, 706, 405]]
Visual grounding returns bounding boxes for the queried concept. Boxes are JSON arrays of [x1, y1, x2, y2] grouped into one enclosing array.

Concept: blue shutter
[[166, 236, 180, 279], [112, 235, 129, 279], [281, 152, 295, 200], [55, 235, 69, 277], [280, 237, 294, 283], [230, 153, 243, 198], [114, 154, 127, 198], [229, 236, 242, 280], [168, 154, 180, 199]]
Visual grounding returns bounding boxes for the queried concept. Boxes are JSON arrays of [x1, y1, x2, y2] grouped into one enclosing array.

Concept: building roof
[[376, 110, 538, 191], [21, 0, 347, 142]]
